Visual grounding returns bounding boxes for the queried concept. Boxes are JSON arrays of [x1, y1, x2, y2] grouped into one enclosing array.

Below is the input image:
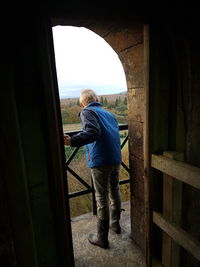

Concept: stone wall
[[120, 26, 145, 251]]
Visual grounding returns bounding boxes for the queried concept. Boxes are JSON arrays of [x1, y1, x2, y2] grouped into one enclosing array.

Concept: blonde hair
[[79, 89, 98, 106]]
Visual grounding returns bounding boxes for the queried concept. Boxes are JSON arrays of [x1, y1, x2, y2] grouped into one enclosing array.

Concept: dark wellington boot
[[88, 218, 109, 249], [110, 209, 124, 234]]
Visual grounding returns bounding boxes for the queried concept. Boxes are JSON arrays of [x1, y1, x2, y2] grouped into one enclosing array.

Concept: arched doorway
[[52, 25, 130, 221], [50, 18, 147, 265]]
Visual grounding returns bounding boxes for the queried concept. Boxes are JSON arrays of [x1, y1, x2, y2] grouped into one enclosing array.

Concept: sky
[[52, 26, 127, 98]]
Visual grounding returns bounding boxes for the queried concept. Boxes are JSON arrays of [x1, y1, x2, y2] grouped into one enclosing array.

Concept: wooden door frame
[[38, 16, 75, 266]]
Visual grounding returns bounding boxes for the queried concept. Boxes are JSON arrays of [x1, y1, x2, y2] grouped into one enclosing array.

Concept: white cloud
[[52, 26, 127, 98]]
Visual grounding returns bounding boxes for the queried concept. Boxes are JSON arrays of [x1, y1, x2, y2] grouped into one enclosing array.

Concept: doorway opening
[[52, 25, 130, 219], [50, 19, 146, 266]]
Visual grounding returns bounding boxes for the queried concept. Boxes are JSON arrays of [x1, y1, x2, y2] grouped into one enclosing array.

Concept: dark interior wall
[[1, 18, 40, 266], [169, 26, 200, 267], [0, 175, 17, 266], [13, 20, 59, 266], [149, 25, 176, 261], [1, 11, 74, 267], [150, 23, 200, 266], [179, 32, 200, 267]]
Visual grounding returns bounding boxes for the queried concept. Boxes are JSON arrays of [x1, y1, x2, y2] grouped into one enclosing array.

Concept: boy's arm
[[70, 109, 101, 147]]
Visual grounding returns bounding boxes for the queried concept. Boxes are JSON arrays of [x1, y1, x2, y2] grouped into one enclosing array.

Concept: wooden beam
[[153, 211, 200, 261], [162, 151, 183, 267], [151, 154, 200, 190]]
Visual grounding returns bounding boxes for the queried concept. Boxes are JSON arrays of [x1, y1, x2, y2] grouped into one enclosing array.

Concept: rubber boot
[[110, 209, 124, 234], [88, 218, 109, 249]]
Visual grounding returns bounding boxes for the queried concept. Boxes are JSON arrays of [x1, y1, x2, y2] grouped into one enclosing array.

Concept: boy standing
[[64, 89, 122, 249]]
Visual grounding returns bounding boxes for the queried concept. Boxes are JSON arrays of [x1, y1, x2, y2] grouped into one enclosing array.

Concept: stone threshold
[[71, 201, 145, 267]]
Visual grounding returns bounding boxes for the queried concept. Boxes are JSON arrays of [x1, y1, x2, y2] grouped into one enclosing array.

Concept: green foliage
[[61, 93, 128, 125], [61, 105, 81, 124], [64, 146, 85, 160], [123, 96, 127, 105], [61, 109, 69, 124], [100, 96, 108, 106], [120, 131, 128, 138], [118, 103, 127, 112], [107, 103, 115, 109], [115, 96, 122, 106]]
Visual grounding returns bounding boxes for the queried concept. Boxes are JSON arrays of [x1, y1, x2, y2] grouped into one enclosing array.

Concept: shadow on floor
[[71, 201, 145, 267]]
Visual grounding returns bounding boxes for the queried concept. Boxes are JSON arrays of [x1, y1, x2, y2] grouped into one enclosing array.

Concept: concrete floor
[[71, 201, 145, 267]]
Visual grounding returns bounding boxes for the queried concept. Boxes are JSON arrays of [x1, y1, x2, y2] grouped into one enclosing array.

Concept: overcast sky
[[52, 26, 127, 98]]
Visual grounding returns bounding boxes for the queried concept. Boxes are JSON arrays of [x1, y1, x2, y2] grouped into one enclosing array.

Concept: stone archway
[[52, 18, 145, 251]]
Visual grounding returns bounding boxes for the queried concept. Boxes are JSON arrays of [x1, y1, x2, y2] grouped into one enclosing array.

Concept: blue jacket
[[71, 102, 122, 168]]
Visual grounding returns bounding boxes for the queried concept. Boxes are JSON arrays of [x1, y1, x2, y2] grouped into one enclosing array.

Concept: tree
[[123, 96, 127, 105]]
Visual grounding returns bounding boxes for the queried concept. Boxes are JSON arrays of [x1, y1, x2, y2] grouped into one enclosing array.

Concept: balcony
[[71, 201, 145, 267]]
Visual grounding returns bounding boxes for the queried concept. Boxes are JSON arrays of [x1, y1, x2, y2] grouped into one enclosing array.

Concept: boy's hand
[[64, 134, 71, 146]]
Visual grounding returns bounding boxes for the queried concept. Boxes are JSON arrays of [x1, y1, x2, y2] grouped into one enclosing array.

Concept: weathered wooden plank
[[162, 174, 173, 267], [151, 154, 200, 190], [162, 151, 183, 267], [171, 179, 182, 267], [153, 211, 200, 261]]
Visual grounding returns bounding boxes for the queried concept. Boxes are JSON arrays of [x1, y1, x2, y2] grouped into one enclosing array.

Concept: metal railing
[[64, 124, 130, 215]]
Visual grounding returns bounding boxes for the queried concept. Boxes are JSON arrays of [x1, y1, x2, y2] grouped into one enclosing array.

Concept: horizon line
[[59, 90, 127, 99]]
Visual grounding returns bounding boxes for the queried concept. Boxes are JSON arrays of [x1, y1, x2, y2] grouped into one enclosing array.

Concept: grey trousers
[[91, 165, 121, 220]]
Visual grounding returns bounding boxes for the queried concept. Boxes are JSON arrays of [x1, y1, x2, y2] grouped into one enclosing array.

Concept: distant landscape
[[60, 91, 128, 130], [60, 92, 130, 218]]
